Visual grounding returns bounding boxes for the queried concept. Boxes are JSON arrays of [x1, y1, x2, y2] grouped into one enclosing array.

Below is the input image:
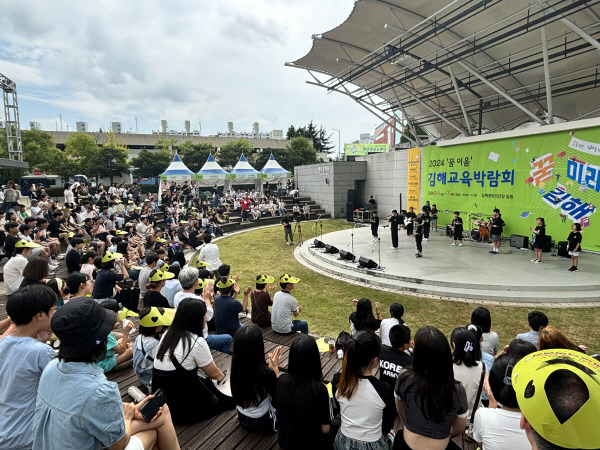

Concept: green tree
[[216, 139, 254, 170], [91, 146, 129, 185], [179, 141, 215, 173], [254, 148, 288, 171], [155, 137, 179, 152], [37, 147, 79, 180], [284, 137, 317, 170], [286, 121, 333, 153], [130, 149, 172, 184], [64, 132, 98, 174], [0, 129, 60, 180]]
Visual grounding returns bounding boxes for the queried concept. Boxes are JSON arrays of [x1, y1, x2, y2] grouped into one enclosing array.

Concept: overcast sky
[[0, 1, 381, 154]]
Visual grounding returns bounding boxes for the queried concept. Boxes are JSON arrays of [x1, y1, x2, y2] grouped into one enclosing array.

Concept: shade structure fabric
[[160, 153, 195, 181], [197, 153, 228, 185], [228, 154, 259, 181], [258, 154, 291, 180], [287, 1, 600, 143]]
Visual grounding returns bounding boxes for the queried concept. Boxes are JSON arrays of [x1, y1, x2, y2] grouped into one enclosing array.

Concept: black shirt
[[281, 216, 292, 229], [452, 217, 463, 230], [349, 312, 381, 333], [275, 374, 331, 450], [66, 249, 82, 273], [389, 215, 401, 230], [48, 219, 61, 238], [4, 235, 19, 257], [379, 345, 413, 390], [567, 231, 582, 251], [370, 216, 380, 228], [490, 216, 505, 235], [143, 290, 170, 308]]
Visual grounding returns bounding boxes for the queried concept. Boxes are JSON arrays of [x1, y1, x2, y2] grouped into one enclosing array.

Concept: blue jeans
[[290, 320, 309, 334], [206, 333, 233, 353]]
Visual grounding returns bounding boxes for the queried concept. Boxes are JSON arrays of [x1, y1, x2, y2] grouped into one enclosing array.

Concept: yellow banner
[[407, 147, 421, 211]]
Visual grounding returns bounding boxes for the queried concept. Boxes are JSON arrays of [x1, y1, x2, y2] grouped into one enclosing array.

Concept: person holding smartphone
[[33, 298, 180, 450]]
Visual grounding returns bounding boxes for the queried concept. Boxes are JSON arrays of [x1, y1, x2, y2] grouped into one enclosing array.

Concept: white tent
[[258, 153, 291, 181], [196, 153, 228, 186], [228, 154, 259, 182], [159, 153, 195, 182]]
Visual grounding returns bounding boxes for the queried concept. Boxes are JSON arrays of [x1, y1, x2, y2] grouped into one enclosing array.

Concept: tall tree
[[155, 137, 179, 152], [284, 137, 317, 170], [286, 121, 333, 153], [179, 141, 215, 173], [0, 129, 61, 180], [64, 132, 98, 174], [254, 148, 288, 171], [92, 146, 129, 185], [130, 149, 172, 184], [216, 139, 254, 169]]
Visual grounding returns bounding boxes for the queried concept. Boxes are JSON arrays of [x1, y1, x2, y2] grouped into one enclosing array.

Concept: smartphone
[[139, 389, 168, 423]]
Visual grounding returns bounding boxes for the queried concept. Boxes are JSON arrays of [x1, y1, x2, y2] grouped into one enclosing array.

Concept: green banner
[[423, 127, 600, 252], [345, 143, 389, 156]]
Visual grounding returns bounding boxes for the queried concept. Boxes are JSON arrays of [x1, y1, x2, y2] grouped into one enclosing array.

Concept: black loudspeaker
[[313, 239, 325, 248], [510, 234, 529, 249], [446, 224, 452, 236], [325, 244, 339, 254], [347, 189, 356, 201], [542, 235, 552, 252], [346, 203, 354, 221], [339, 250, 355, 261], [358, 256, 378, 269], [557, 241, 569, 257]]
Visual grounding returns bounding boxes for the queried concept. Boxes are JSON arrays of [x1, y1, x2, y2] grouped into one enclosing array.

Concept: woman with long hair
[[349, 298, 382, 335], [379, 303, 405, 347], [470, 306, 498, 356], [152, 298, 234, 424], [231, 324, 282, 433], [451, 326, 484, 420], [537, 325, 586, 353], [335, 330, 396, 450], [530, 217, 546, 263], [275, 335, 332, 450], [394, 326, 468, 450]]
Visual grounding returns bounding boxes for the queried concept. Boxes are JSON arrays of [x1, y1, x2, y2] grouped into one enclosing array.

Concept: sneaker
[[416, 254, 423, 258], [451, 243, 456, 246], [572, 267, 579, 272], [423, 238, 428, 241], [489, 250, 495, 254], [415, 252, 420, 255], [458, 243, 463, 247], [391, 247, 397, 249], [286, 242, 290, 245], [57, 254, 65, 260], [534, 260, 540, 263], [531, 259, 538, 262], [291, 242, 296, 245]]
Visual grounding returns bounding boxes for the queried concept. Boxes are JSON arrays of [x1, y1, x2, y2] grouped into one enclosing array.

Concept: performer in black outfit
[[421, 208, 431, 241], [370, 211, 380, 242], [388, 210, 400, 249], [567, 223, 582, 272], [489, 209, 505, 254], [414, 217, 423, 258], [530, 217, 546, 263], [405, 207, 416, 236], [451, 211, 463, 246]]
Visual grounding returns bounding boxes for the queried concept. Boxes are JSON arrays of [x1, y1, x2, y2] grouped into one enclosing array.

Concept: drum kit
[[468, 213, 491, 242]]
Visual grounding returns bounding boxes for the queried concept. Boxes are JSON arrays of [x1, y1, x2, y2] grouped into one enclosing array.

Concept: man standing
[[489, 208, 505, 254], [451, 211, 463, 246], [368, 195, 376, 211], [388, 210, 400, 249], [271, 274, 308, 335], [130, 182, 141, 204], [281, 211, 295, 245], [241, 195, 251, 223], [370, 211, 380, 242], [421, 207, 431, 241], [405, 207, 416, 236], [212, 184, 220, 208]]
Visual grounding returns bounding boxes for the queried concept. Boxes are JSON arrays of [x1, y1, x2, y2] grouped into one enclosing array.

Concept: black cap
[[51, 298, 116, 358]]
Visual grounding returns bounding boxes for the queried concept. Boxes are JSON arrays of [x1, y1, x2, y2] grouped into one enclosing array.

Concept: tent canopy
[[228, 154, 259, 180], [197, 153, 228, 186], [259, 153, 291, 179], [160, 153, 194, 180], [287, 1, 600, 144]]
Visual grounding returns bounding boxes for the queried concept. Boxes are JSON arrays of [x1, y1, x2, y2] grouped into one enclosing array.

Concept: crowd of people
[[0, 179, 597, 450]]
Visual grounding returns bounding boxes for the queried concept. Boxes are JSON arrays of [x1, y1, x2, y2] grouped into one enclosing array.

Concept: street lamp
[[332, 128, 341, 161]]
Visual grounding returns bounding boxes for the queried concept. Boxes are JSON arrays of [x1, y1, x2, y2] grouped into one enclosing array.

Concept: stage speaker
[[542, 235, 552, 252], [325, 244, 339, 254], [510, 234, 529, 249], [346, 203, 354, 221], [339, 250, 355, 261], [358, 256, 378, 269], [313, 239, 325, 248], [557, 241, 570, 258], [446, 224, 452, 236]]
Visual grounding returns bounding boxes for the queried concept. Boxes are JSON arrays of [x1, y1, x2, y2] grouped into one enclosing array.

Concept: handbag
[[335, 330, 352, 351], [464, 363, 487, 441]]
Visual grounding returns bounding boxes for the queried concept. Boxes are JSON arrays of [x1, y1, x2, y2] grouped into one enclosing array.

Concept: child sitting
[[133, 306, 174, 390]]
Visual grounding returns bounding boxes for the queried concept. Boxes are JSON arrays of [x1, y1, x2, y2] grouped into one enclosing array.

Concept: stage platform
[[295, 224, 600, 305]]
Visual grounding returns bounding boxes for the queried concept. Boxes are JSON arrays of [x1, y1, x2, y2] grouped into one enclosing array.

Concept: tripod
[[348, 221, 359, 254], [293, 221, 304, 246], [370, 237, 385, 270]]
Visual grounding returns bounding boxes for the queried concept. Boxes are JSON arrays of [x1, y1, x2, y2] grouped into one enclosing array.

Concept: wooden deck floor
[[0, 257, 477, 450]]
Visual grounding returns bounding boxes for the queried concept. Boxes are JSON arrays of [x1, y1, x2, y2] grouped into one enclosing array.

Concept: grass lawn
[[218, 219, 600, 354]]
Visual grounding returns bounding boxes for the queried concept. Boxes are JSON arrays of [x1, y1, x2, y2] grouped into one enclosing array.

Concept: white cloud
[[1, 0, 377, 148]]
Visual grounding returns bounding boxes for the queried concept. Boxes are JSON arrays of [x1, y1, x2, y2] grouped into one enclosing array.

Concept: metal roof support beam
[[456, 60, 546, 125], [541, 25, 553, 124], [448, 64, 473, 135]]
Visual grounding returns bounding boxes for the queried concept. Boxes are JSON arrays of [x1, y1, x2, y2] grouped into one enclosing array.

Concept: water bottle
[[127, 386, 147, 403]]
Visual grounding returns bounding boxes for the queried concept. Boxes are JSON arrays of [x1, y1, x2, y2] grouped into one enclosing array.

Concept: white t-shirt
[[337, 378, 387, 442], [199, 243, 222, 271], [153, 332, 212, 371], [453, 361, 484, 419], [379, 318, 400, 347], [64, 189, 74, 204], [4, 254, 28, 295], [173, 292, 213, 338], [473, 408, 530, 450], [271, 291, 297, 334]]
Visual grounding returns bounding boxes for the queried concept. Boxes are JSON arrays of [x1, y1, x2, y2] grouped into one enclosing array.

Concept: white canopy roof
[[160, 153, 194, 180], [259, 153, 290, 180], [229, 154, 259, 180]]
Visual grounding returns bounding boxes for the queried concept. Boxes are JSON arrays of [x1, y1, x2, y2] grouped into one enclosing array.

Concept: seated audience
[[379, 324, 412, 390], [473, 353, 530, 450], [272, 274, 308, 335], [349, 297, 382, 335], [19, 256, 49, 289], [231, 324, 282, 433], [513, 349, 600, 450], [65, 237, 84, 273], [133, 306, 174, 389], [250, 274, 276, 327], [515, 310, 548, 347], [92, 251, 129, 310], [214, 277, 249, 338], [394, 326, 468, 450], [143, 269, 173, 308], [276, 335, 332, 450], [379, 302, 405, 347], [198, 233, 222, 271], [33, 298, 179, 450], [451, 326, 485, 420], [537, 325, 586, 353], [80, 250, 97, 279], [4, 239, 41, 295], [138, 253, 160, 298], [65, 272, 93, 300], [152, 298, 234, 424], [335, 330, 396, 449], [0, 286, 57, 450], [95, 316, 134, 373], [163, 264, 182, 307], [471, 306, 499, 356]]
